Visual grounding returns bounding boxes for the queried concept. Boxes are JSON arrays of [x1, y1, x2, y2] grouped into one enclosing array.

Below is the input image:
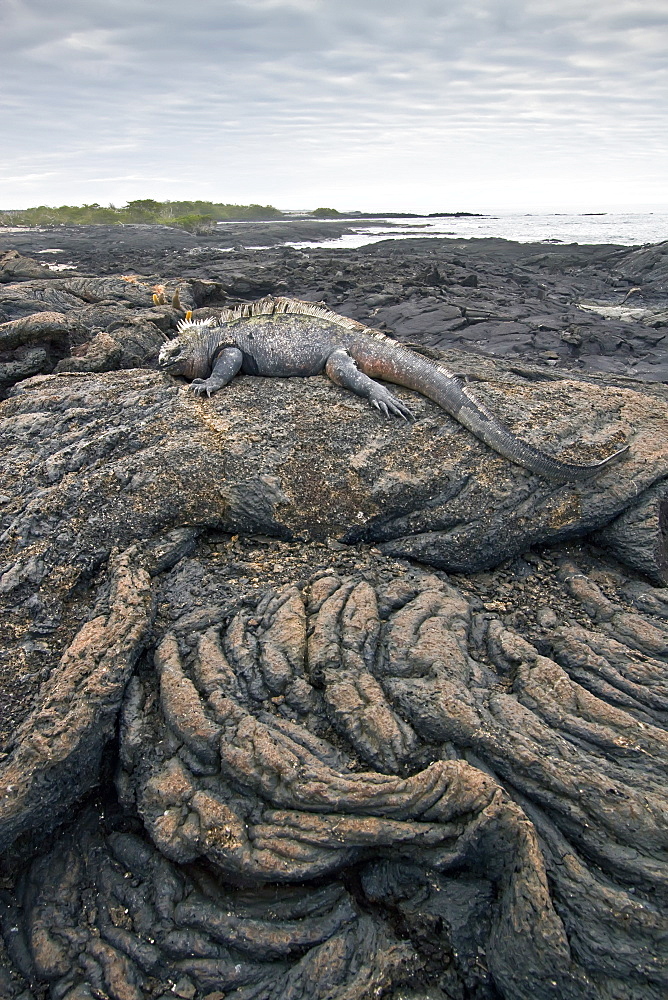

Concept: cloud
[[1, 0, 666, 210]]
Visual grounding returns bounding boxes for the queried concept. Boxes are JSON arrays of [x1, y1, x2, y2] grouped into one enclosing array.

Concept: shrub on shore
[[0, 199, 285, 228]]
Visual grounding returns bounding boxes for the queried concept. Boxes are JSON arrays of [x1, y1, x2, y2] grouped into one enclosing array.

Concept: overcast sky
[[1, 0, 667, 212]]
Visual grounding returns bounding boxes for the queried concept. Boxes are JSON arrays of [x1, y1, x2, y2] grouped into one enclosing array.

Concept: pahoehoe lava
[[0, 224, 667, 1000]]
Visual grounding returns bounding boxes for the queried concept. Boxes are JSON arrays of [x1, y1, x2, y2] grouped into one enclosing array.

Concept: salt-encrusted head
[[158, 317, 217, 379]]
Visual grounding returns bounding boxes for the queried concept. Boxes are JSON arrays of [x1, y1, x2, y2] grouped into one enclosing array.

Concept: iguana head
[[158, 318, 217, 379]]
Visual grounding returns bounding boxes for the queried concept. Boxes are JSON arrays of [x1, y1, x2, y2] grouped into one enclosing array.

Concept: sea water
[[227, 212, 668, 251]]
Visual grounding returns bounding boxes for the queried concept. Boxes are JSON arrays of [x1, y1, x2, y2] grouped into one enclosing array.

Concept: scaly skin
[[158, 296, 629, 482]]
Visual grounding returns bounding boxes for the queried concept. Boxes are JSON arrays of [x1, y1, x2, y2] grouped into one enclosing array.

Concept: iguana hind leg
[[325, 348, 413, 420], [190, 347, 243, 398]]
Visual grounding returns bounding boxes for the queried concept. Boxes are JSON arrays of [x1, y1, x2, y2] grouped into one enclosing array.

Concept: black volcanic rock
[[1, 232, 666, 385], [0, 228, 667, 1000]]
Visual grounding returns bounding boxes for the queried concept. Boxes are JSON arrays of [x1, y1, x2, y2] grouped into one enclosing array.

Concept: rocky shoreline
[[2, 222, 667, 388], [0, 225, 667, 1000]]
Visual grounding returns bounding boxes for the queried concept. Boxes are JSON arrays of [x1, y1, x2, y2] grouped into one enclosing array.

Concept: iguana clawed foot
[[189, 378, 218, 398], [369, 386, 414, 421]]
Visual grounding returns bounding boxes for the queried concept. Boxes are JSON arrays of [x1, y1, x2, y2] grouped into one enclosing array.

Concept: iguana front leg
[[325, 348, 413, 420], [190, 347, 243, 397]]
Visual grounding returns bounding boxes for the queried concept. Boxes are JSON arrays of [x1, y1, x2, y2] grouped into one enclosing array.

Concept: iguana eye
[[159, 343, 182, 366]]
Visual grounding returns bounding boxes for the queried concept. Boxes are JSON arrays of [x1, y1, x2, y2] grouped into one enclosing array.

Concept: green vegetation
[[0, 199, 286, 229], [312, 207, 341, 218], [168, 214, 217, 233]]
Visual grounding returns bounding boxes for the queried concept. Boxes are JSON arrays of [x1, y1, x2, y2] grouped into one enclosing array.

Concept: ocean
[[235, 211, 668, 251]]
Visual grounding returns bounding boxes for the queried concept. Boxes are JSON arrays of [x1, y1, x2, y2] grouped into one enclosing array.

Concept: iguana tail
[[358, 344, 629, 482]]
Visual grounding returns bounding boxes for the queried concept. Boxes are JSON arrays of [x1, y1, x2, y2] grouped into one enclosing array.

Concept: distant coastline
[[1, 207, 665, 250], [0, 199, 484, 232]]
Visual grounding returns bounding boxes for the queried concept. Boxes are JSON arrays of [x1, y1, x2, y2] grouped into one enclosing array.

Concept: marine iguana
[[158, 295, 628, 481]]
